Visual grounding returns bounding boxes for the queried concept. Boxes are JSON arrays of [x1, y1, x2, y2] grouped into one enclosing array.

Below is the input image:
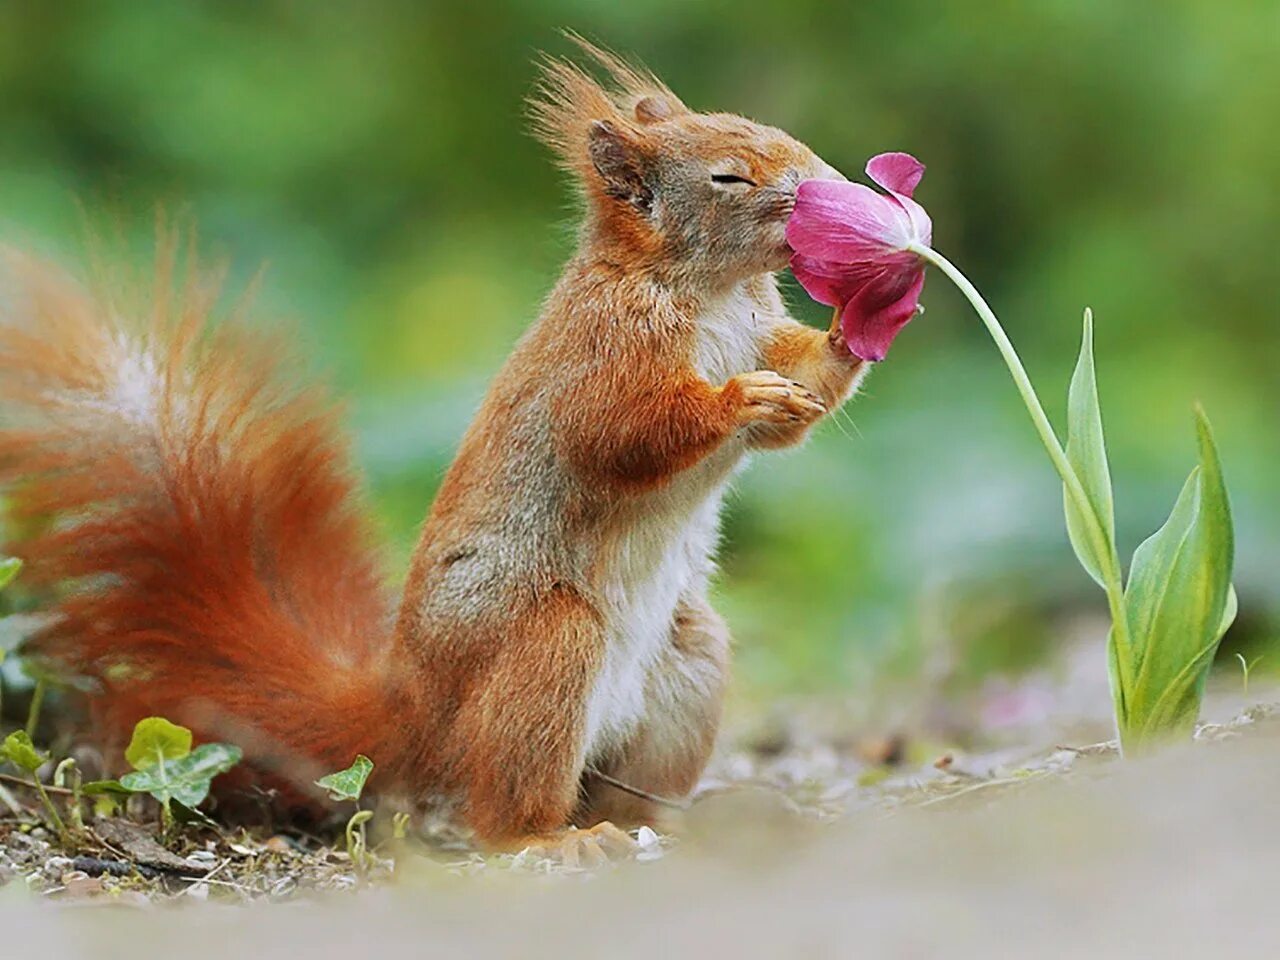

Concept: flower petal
[[867, 153, 932, 246], [895, 194, 933, 248], [788, 252, 881, 307], [841, 268, 926, 362], [786, 180, 912, 261], [866, 152, 925, 199]]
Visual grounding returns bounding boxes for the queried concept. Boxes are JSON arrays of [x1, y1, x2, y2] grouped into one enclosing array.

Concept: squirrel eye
[[711, 173, 757, 187]]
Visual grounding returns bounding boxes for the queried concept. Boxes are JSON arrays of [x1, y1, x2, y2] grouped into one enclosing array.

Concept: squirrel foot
[[515, 821, 638, 867]]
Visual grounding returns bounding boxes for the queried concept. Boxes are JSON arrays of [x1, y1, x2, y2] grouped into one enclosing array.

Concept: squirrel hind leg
[[449, 583, 605, 847], [576, 595, 730, 829]]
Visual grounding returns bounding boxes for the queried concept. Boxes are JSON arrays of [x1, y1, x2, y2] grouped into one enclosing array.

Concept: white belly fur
[[582, 282, 766, 762]]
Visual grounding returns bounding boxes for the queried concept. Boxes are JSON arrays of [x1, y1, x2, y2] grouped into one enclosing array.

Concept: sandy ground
[[3, 700, 1279, 959]]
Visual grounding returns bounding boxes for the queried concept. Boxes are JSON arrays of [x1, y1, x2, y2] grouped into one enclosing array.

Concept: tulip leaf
[[1106, 623, 1127, 730], [119, 742, 243, 809], [316, 754, 374, 802], [124, 717, 193, 771], [0, 730, 47, 773], [1218, 582, 1240, 641], [1063, 309, 1115, 588], [1120, 409, 1234, 748]]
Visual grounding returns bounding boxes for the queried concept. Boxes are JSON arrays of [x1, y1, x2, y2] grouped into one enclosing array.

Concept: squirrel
[[0, 42, 863, 848]]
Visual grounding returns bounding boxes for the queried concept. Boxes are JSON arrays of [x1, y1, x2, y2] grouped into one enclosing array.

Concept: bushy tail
[[0, 236, 406, 797]]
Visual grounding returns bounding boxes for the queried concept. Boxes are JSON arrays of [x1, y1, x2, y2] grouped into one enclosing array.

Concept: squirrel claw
[[517, 821, 638, 867], [732, 370, 826, 427]]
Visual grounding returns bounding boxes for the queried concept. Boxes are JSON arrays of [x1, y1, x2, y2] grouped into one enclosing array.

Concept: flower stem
[[909, 243, 1134, 697]]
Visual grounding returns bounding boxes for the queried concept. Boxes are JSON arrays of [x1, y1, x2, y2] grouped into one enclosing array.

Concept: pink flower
[[786, 152, 932, 362]]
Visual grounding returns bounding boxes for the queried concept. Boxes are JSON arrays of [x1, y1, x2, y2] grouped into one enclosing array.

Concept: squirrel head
[[530, 37, 844, 291]]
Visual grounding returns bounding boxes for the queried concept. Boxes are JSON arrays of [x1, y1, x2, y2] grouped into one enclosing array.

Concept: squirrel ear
[[588, 120, 654, 213], [634, 95, 672, 125]]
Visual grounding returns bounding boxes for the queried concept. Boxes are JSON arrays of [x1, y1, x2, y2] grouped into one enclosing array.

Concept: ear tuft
[[528, 35, 686, 188]]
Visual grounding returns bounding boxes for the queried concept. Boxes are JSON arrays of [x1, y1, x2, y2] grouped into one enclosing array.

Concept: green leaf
[[1063, 309, 1115, 587], [1125, 467, 1200, 661], [1217, 583, 1240, 641], [0, 730, 47, 773], [1121, 408, 1235, 747], [81, 779, 131, 796], [315, 754, 374, 802], [124, 717, 193, 771], [0, 558, 21, 591], [1106, 624, 1127, 731], [170, 799, 220, 827], [119, 742, 243, 808]]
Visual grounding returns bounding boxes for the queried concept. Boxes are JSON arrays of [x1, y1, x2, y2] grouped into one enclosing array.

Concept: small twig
[[915, 772, 1046, 808], [0, 772, 75, 795], [1053, 740, 1119, 757], [178, 874, 245, 890], [0, 772, 73, 844], [0, 782, 23, 817], [199, 856, 233, 884], [94, 836, 134, 863], [587, 769, 690, 811]]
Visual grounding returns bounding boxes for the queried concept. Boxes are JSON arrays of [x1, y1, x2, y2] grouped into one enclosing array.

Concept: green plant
[[914, 247, 1237, 752], [1235, 653, 1264, 699], [316, 754, 376, 872], [0, 556, 22, 721], [0, 729, 70, 845], [24, 677, 46, 738], [315, 753, 373, 802], [52, 757, 86, 836], [786, 153, 1239, 749], [85, 716, 242, 834]]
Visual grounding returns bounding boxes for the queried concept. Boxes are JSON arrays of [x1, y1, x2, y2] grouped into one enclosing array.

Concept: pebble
[[42, 856, 74, 879]]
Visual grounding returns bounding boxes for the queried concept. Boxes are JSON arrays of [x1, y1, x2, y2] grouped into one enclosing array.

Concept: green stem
[[909, 244, 1134, 698], [25, 678, 45, 738], [32, 777, 70, 846]]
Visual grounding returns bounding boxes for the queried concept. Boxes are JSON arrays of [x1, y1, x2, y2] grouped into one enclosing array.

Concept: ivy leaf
[[315, 755, 374, 802], [0, 557, 21, 591], [0, 730, 47, 773], [81, 779, 131, 796], [119, 743, 243, 808], [124, 717, 193, 770], [1063, 309, 1115, 588]]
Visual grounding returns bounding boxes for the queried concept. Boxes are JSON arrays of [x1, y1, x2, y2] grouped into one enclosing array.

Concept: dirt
[[3, 678, 1279, 957]]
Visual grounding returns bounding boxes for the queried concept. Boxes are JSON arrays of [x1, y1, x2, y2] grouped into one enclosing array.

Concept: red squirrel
[[0, 43, 863, 847]]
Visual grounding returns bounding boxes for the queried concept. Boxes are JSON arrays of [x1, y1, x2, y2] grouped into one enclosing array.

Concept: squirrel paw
[[518, 821, 638, 868], [731, 370, 826, 428]]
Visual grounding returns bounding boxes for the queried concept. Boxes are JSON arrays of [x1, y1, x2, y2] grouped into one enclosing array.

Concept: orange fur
[[0, 48, 863, 845], [0, 242, 414, 803]]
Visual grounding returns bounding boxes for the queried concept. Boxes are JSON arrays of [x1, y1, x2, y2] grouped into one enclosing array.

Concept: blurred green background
[[1, 0, 1276, 714]]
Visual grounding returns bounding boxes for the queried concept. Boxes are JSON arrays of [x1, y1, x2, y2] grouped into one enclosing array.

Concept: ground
[[2, 675, 1279, 956]]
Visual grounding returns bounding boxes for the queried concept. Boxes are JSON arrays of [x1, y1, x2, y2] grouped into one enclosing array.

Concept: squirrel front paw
[[728, 370, 827, 428]]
